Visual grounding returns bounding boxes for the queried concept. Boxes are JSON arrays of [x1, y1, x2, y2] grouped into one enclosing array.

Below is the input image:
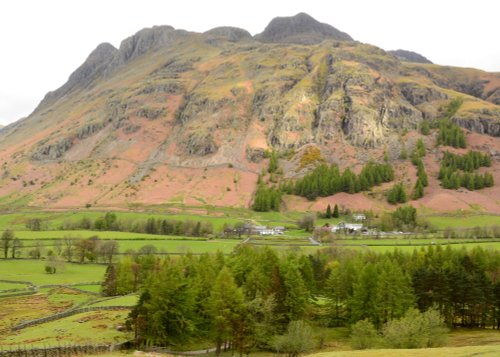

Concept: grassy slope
[[0, 310, 129, 346], [89, 295, 138, 307], [310, 345, 500, 357], [0, 260, 106, 285]]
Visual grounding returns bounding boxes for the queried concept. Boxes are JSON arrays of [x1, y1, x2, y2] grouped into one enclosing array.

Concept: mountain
[[0, 13, 498, 212], [255, 12, 353, 44], [388, 49, 433, 64]]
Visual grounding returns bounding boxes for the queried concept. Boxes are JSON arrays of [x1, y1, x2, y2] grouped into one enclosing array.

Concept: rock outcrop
[[389, 49, 433, 64], [255, 12, 353, 44], [204, 27, 253, 42]]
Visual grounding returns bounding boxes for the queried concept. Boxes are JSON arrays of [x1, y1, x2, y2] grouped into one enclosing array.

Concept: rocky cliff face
[[388, 49, 433, 64], [0, 13, 498, 210], [255, 13, 353, 44]]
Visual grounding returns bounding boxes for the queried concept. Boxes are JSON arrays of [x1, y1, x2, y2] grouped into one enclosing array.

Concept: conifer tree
[[333, 204, 340, 218], [421, 120, 430, 135], [326, 204, 332, 219], [412, 179, 424, 200], [208, 267, 246, 355]]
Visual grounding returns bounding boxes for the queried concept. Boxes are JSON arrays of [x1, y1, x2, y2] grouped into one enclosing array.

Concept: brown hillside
[[0, 14, 498, 212]]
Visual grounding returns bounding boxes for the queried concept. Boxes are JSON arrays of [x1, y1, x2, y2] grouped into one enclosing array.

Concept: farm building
[[331, 222, 364, 233]]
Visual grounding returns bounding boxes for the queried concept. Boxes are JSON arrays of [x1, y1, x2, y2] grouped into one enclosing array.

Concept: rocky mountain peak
[[116, 25, 179, 63], [389, 49, 433, 64], [67, 42, 118, 84], [203, 27, 253, 42], [255, 12, 353, 44]]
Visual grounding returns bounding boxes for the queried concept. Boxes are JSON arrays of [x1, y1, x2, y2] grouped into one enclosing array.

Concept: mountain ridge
[[0, 13, 498, 212]]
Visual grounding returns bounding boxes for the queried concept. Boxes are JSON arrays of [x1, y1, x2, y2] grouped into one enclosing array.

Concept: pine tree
[[102, 264, 118, 296], [387, 183, 407, 204], [416, 139, 426, 157], [333, 204, 340, 218], [268, 150, 278, 173], [412, 179, 424, 200], [417, 162, 428, 187], [208, 267, 246, 355], [421, 120, 430, 135], [326, 204, 332, 219]]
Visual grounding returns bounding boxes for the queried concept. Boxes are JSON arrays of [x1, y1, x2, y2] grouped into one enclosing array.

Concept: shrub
[[350, 319, 380, 350], [382, 308, 448, 349], [273, 320, 315, 356]]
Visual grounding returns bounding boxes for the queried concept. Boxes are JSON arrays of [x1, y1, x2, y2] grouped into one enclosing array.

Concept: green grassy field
[[9, 230, 205, 240], [425, 215, 500, 229], [15, 238, 240, 256], [89, 295, 139, 307], [310, 345, 500, 357], [115, 239, 240, 253], [72, 284, 102, 293], [0, 281, 31, 291], [0, 260, 105, 285], [42, 287, 95, 308], [0, 310, 130, 347], [0, 288, 99, 330]]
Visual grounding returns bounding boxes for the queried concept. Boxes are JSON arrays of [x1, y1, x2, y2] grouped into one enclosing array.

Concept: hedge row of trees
[[50, 213, 214, 237], [102, 244, 500, 353], [252, 184, 282, 212], [281, 162, 394, 201], [411, 139, 428, 200], [387, 183, 407, 204], [441, 150, 491, 172], [439, 151, 494, 191], [437, 119, 466, 148], [436, 98, 466, 148]]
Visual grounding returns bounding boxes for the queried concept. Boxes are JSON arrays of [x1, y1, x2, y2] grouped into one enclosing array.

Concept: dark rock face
[[77, 123, 104, 140], [183, 133, 218, 156], [246, 147, 266, 163], [255, 13, 353, 44], [204, 27, 252, 42], [389, 49, 433, 64], [138, 82, 184, 95], [114, 25, 181, 64], [32, 138, 73, 161], [399, 82, 447, 105], [136, 107, 166, 120], [486, 88, 500, 105], [453, 116, 500, 137]]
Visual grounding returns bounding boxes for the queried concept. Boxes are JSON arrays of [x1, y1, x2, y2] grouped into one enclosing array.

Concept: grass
[[43, 287, 96, 307], [0, 281, 31, 291], [112, 239, 240, 253], [0, 288, 98, 330], [7, 230, 205, 240], [0, 260, 106, 285], [310, 345, 500, 357], [90, 295, 139, 307], [425, 215, 500, 229], [0, 310, 130, 347], [73, 284, 102, 293]]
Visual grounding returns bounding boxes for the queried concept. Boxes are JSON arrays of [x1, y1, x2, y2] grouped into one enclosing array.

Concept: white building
[[331, 222, 364, 233], [353, 213, 366, 221]]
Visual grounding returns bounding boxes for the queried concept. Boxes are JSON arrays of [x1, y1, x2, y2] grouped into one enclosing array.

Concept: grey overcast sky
[[1, 0, 499, 126]]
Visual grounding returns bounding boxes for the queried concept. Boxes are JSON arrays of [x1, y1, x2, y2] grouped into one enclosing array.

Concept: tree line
[[100, 242, 500, 353], [281, 162, 394, 201], [27, 213, 214, 237], [439, 151, 494, 190], [436, 98, 466, 148]]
